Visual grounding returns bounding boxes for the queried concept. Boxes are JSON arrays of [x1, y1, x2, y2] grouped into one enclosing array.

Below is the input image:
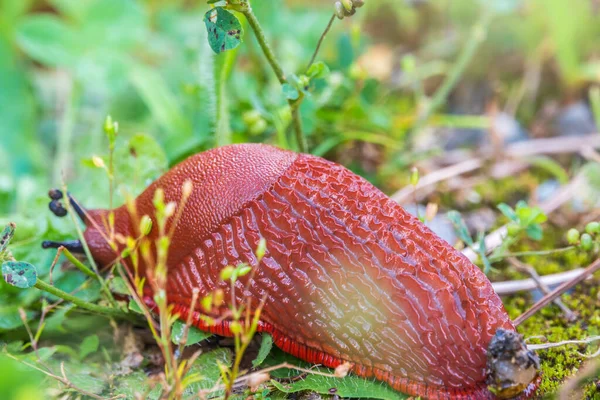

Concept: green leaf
[[270, 369, 406, 400], [282, 83, 300, 100], [79, 334, 99, 359], [128, 300, 143, 314], [171, 320, 212, 346], [109, 276, 129, 296], [526, 224, 544, 241], [181, 348, 232, 398], [2, 261, 37, 288], [446, 211, 473, 246], [0, 223, 15, 253], [252, 333, 273, 367], [16, 15, 79, 66], [204, 7, 243, 54], [497, 203, 517, 222], [111, 370, 163, 400], [307, 61, 330, 79]]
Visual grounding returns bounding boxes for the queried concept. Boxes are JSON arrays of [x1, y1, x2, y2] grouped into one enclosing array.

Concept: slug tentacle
[[68, 144, 540, 399]]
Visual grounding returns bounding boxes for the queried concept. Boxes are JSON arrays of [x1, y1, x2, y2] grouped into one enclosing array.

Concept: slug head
[[82, 208, 132, 267], [486, 328, 540, 399]]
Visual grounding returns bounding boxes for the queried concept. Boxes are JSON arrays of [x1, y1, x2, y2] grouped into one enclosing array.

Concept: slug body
[[81, 144, 539, 399]]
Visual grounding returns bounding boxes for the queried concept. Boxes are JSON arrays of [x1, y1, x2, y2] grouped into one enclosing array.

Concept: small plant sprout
[[217, 238, 268, 399]]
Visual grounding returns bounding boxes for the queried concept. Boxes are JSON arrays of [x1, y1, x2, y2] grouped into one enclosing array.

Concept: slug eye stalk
[[41, 240, 84, 254], [47, 189, 86, 222]]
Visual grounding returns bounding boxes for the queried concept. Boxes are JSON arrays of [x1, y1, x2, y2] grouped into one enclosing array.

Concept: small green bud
[[248, 119, 267, 136], [140, 215, 153, 236], [566, 228, 580, 245], [230, 321, 242, 335], [153, 189, 165, 210], [237, 265, 252, 277], [201, 294, 213, 312], [103, 115, 114, 134], [585, 221, 600, 235], [410, 167, 419, 186], [121, 248, 131, 259], [580, 233, 593, 251], [341, 0, 353, 12], [255, 238, 267, 261], [243, 110, 262, 125], [220, 265, 235, 281]]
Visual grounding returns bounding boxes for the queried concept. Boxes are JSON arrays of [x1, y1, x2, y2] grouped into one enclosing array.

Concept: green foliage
[[204, 7, 243, 54], [2, 261, 37, 289], [267, 350, 407, 400], [171, 320, 212, 346], [252, 333, 273, 367]]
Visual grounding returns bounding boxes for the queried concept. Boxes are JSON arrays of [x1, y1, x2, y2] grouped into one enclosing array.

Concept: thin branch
[[514, 258, 600, 326], [34, 279, 132, 321], [527, 335, 600, 351], [306, 14, 336, 73], [492, 268, 585, 296], [508, 257, 576, 321], [241, 4, 307, 152], [242, 8, 285, 85]]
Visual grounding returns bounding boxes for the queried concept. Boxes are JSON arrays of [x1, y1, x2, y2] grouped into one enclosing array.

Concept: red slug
[[44, 144, 540, 399]]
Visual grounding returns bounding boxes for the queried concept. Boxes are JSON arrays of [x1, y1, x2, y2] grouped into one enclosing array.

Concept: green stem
[[215, 47, 239, 147], [410, 11, 492, 141], [489, 246, 575, 262], [34, 279, 131, 320], [242, 8, 285, 85], [61, 248, 97, 279], [290, 93, 307, 152], [241, 3, 307, 152], [306, 14, 336, 73], [62, 185, 120, 310]]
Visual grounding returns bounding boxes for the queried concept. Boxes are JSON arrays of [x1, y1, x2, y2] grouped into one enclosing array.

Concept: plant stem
[[489, 246, 576, 262], [306, 14, 336, 73], [61, 247, 97, 279], [410, 11, 491, 141], [34, 279, 131, 320], [215, 48, 239, 147], [290, 93, 307, 152], [241, 3, 307, 152], [61, 183, 120, 310], [242, 8, 285, 85]]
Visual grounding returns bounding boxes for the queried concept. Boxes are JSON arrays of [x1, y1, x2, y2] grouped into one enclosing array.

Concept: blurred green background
[[1, 0, 600, 398]]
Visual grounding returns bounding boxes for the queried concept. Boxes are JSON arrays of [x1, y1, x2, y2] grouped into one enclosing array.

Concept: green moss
[[504, 283, 600, 397]]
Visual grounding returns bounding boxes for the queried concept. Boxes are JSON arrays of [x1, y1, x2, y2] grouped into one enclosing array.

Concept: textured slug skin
[[83, 144, 539, 399]]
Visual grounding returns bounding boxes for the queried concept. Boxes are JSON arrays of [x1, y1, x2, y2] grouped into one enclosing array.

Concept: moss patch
[[505, 283, 600, 397]]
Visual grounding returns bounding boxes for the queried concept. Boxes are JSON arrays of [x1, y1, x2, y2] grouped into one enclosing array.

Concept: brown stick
[[508, 257, 576, 321], [514, 258, 600, 326]]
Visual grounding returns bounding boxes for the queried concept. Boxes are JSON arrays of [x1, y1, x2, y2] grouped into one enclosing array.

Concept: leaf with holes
[[2, 261, 37, 288], [204, 7, 243, 54]]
